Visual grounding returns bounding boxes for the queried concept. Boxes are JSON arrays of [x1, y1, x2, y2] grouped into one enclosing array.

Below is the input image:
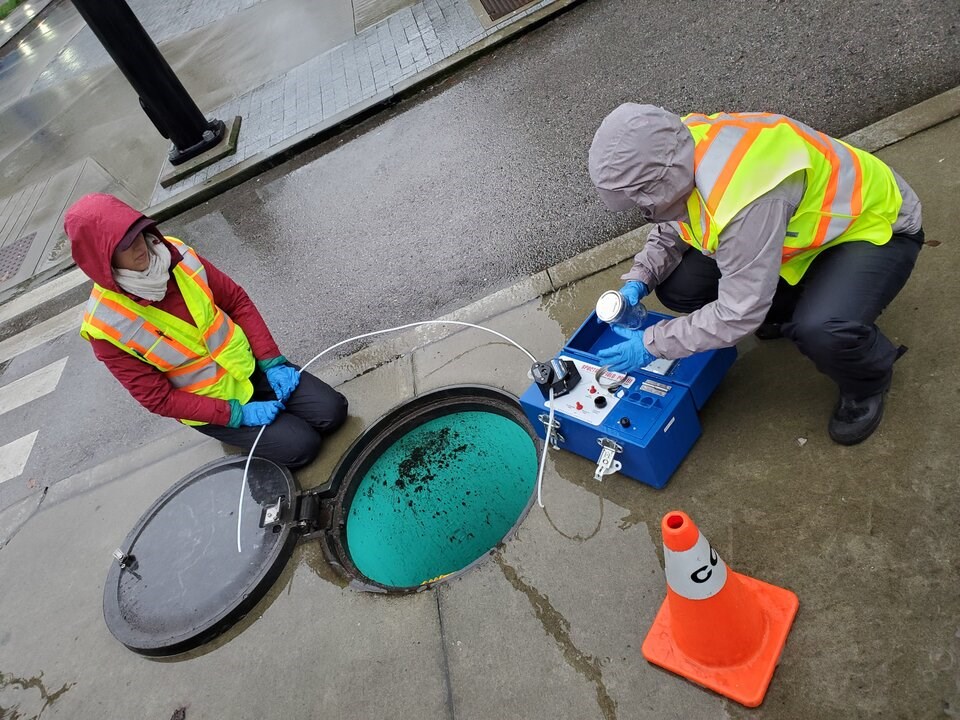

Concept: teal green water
[[345, 411, 538, 588]]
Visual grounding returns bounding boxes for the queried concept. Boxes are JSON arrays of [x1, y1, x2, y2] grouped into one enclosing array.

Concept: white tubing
[[536, 388, 554, 508], [236, 425, 266, 552], [237, 320, 543, 552]]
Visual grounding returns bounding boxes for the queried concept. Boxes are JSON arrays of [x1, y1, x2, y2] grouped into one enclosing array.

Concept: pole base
[[168, 118, 227, 166], [159, 116, 242, 189]]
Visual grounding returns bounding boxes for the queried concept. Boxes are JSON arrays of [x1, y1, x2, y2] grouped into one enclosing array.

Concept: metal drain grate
[[478, 0, 534, 21], [0, 232, 36, 283]]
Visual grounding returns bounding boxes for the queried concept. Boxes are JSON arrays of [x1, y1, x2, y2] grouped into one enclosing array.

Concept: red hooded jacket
[[66, 193, 281, 426]]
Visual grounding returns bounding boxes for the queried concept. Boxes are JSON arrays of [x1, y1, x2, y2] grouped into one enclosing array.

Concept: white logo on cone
[[664, 531, 728, 600]]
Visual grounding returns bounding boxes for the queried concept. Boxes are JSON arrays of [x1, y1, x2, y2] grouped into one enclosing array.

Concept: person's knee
[[327, 391, 348, 433], [788, 317, 872, 361], [259, 418, 323, 469], [654, 285, 708, 315], [286, 433, 323, 469], [279, 427, 323, 469]]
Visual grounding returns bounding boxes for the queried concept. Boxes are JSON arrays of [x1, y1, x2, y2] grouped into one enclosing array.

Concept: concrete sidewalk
[[0, 0, 582, 306], [0, 0, 56, 48], [0, 96, 957, 719]]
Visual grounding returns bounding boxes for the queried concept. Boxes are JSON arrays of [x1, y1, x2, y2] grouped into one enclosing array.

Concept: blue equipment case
[[519, 310, 737, 489]]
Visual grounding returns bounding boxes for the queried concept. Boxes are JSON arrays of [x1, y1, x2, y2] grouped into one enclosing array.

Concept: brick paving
[[151, 0, 556, 204]]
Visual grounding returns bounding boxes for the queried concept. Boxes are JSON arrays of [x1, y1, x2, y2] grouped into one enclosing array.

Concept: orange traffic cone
[[641, 510, 799, 708]]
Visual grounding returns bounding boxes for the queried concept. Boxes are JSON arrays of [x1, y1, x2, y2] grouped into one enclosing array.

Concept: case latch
[[594, 438, 623, 482], [537, 414, 565, 448]]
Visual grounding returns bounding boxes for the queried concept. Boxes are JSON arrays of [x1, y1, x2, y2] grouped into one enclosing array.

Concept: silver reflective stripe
[[118, 317, 146, 346], [177, 247, 208, 283], [89, 299, 193, 367], [206, 313, 231, 353], [131, 328, 190, 367], [812, 139, 858, 245], [90, 302, 138, 340], [168, 362, 219, 389], [696, 125, 748, 200], [827, 138, 858, 215], [822, 214, 855, 244]]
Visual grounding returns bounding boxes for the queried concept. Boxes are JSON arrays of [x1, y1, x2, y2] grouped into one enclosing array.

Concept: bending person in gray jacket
[[588, 104, 924, 446]]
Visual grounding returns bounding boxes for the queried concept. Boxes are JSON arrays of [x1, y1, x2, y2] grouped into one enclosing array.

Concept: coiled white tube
[[237, 319, 553, 552]]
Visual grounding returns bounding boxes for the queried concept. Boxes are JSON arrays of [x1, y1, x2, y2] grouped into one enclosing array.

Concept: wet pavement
[[0, 101, 957, 718], [1, 0, 959, 304]]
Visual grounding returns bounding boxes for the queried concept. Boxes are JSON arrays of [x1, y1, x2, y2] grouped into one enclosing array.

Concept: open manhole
[[103, 386, 540, 655], [326, 385, 539, 590]]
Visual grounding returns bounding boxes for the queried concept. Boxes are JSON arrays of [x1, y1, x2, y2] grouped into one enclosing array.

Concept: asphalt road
[[2, 0, 959, 507], [164, 0, 960, 361]]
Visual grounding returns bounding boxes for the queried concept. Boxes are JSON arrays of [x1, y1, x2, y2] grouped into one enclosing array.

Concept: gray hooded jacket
[[588, 103, 922, 359]]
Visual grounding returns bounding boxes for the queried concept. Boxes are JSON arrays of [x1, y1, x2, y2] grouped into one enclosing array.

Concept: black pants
[[195, 368, 348, 469], [655, 232, 924, 399]]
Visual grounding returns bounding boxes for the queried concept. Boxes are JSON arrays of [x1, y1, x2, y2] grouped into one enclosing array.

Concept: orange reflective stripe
[[211, 319, 236, 357], [86, 315, 153, 356], [96, 295, 142, 323], [705, 127, 759, 211], [95, 295, 196, 358], [85, 314, 124, 343], [150, 330, 196, 359], [165, 358, 212, 378], [850, 148, 863, 216], [177, 365, 228, 393], [205, 310, 231, 353]]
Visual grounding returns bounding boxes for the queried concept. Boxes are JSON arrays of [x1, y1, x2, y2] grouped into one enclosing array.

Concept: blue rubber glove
[[620, 281, 650, 306], [235, 400, 284, 427], [265, 364, 300, 402], [596, 325, 656, 373]]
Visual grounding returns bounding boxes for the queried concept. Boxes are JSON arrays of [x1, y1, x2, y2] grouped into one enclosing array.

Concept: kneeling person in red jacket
[[66, 193, 348, 468]]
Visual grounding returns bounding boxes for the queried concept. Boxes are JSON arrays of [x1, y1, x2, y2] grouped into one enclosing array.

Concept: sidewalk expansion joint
[[494, 552, 618, 720], [435, 590, 458, 720]]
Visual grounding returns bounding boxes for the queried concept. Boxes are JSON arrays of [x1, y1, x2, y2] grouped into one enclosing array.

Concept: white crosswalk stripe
[[0, 308, 77, 491], [0, 431, 40, 487], [0, 303, 83, 365], [0, 357, 68, 416]]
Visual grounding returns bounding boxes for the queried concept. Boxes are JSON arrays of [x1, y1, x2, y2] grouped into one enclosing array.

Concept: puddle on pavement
[[0, 670, 75, 718]]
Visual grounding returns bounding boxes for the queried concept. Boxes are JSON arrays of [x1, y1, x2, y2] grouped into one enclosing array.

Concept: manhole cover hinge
[[292, 493, 333, 535]]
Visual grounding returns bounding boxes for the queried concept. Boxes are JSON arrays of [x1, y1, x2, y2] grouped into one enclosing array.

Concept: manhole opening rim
[[323, 384, 541, 593]]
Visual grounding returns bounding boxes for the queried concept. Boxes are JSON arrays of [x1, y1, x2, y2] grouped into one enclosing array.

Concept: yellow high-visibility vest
[[80, 237, 255, 425], [675, 112, 904, 284]]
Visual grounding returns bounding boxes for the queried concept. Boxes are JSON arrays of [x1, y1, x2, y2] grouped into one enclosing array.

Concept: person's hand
[[240, 400, 284, 427], [596, 325, 655, 373], [620, 281, 650, 306], [266, 365, 300, 402]]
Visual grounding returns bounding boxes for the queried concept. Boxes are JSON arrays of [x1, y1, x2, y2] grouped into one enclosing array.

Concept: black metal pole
[[70, 0, 225, 165]]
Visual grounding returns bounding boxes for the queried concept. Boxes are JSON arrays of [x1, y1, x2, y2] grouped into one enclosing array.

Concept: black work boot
[[828, 392, 886, 445]]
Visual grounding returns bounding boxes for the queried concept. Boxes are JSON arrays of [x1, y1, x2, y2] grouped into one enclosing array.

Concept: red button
[[575, 402, 583, 410], [588, 386, 597, 394]]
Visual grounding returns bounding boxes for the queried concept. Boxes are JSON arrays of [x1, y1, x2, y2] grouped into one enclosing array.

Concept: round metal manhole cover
[[103, 456, 298, 656], [326, 386, 540, 592]]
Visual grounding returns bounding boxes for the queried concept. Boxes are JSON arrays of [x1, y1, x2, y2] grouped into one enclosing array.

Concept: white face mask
[[113, 239, 172, 301]]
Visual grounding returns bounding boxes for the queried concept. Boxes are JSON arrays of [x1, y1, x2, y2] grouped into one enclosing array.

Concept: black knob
[[619, 417, 631, 428], [594, 396, 607, 408]]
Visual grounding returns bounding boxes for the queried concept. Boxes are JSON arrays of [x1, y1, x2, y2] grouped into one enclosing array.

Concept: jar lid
[[596, 291, 624, 323]]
